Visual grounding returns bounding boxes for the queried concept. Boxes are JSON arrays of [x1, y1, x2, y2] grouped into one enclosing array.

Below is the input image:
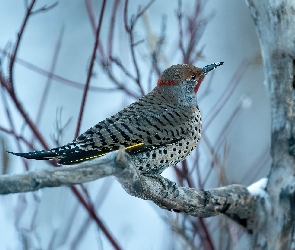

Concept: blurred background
[[0, 0, 270, 249]]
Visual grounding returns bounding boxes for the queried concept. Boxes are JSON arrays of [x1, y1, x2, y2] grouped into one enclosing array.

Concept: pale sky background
[[0, 0, 269, 249]]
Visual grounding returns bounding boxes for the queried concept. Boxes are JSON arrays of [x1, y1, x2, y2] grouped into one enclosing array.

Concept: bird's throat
[[193, 76, 204, 93]]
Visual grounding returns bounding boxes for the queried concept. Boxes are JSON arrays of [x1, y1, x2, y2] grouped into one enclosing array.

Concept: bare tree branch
[[0, 147, 256, 233], [0, 152, 117, 194]]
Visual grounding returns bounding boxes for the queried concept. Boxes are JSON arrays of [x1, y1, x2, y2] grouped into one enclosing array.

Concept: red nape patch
[[157, 78, 175, 86], [193, 77, 204, 93]]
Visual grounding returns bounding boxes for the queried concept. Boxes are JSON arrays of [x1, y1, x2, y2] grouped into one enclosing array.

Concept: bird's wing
[[10, 99, 199, 165], [56, 100, 197, 164]]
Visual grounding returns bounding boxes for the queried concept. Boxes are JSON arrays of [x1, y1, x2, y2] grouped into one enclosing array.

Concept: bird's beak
[[202, 62, 224, 75], [193, 62, 224, 93]]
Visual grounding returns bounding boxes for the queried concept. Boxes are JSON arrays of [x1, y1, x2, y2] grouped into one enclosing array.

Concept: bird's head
[[156, 62, 223, 105]]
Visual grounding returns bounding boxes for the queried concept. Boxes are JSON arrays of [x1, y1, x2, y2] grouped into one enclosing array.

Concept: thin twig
[[108, 0, 120, 61], [3, 70, 121, 250], [0, 49, 117, 92], [198, 218, 215, 250], [31, 2, 58, 15], [174, 159, 215, 250], [176, 0, 186, 63], [201, 134, 227, 187], [71, 179, 113, 248], [71, 187, 122, 250], [6, 87, 49, 149], [124, 0, 155, 96], [9, 0, 36, 88], [101, 63, 140, 99], [84, 0, 106, 60], [85, 0, 96, 33], [1, 87, 29, 170], [109, 56, 137, 82], [75, 0, 107, 138], [0, 126, 35, 150], [70, 4, 122, 246]]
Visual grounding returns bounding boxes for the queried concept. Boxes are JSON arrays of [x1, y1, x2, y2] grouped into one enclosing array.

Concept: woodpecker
[[9, 62, 223, 174]]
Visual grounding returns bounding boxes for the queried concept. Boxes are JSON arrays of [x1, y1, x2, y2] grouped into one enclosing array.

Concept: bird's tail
[[7, 148, 61, 161], [7, 143, 106, 165]]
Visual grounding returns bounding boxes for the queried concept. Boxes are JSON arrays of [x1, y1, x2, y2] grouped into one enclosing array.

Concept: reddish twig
[[3, 68, 121, 250], [31, 2, 58, 15], [194, 148, 203, 189], [108, 0, 120, 60], [200, 133, 228, 187], [173, 160, 195, 188], [85, 0, 96, 33], [109, 56, 137, 82], [176, 0, 207, 64], [124, 0, 155, 96], [124, 0, 143, 93], [71, 179, 113, 248], [176, 0, 186, 63], [7, 88, 49, 150], [9, 0, 36, 88], [173, 159, 215, 249], [192, 218, 215, 250], [1, 88, 29, 170], [70, 4, 122, 246], [71, 187, 121, 250], [185, 2, 207, 65], [85, 0, 106, 60], [173, 165, 184, 186], [99, 63, 140, 99], [191, 62, 249, 189], [151, 16, 167, 77], [0, 126, 35, 150], [0, 49, 118, 92], [75, 0, 107, 138], [71, 215, 92, 249]]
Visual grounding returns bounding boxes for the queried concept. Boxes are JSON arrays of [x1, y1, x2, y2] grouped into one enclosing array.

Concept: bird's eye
[[191, 73, 197, 80]]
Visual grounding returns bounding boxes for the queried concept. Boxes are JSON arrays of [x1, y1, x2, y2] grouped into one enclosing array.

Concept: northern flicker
[[9, 62, 223, 174]]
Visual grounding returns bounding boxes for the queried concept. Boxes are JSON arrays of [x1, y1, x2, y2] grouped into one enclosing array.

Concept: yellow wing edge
[[67, 142, 145, 164]]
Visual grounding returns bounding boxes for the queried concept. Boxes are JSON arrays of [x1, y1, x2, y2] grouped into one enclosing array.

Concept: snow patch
[[247, 177, 268, 198]]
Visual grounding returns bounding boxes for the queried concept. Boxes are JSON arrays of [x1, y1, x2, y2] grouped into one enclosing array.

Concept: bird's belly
[[131, 118, 202, 174]]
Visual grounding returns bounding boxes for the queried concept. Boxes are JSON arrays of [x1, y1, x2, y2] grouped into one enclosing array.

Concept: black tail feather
[[7, 150, 59, 160], [7, 146, 110, 165], [8, 138, 166, 165]]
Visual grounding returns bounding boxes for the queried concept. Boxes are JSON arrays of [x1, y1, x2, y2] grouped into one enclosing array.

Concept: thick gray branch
[[0, 152, 119, 194], [245, 0, 295, 249], [115, 149, 255, 230], [0, 148, 255, 229]]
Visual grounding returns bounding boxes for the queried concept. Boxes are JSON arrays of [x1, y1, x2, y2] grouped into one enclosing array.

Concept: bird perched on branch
[[10, 62, 223, 174]]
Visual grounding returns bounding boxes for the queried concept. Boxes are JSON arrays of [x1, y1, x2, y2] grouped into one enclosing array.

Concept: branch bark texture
[[0, 148, 255, 229]]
